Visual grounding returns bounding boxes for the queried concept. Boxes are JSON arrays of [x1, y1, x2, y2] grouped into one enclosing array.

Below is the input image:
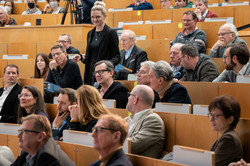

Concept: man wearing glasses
[[0, 64, 22, 123], [49, 34, 80, 59], [171, 10, 207, 54], [12, 114, 75, 166], [46, 44, 83, 90], [209, 23, 247, 58], [125, 85, 165, 159], [90, 114, 133, 166], [94, 60, 128, 108]]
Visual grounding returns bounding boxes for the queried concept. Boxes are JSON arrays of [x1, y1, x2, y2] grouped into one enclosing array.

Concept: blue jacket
[[127, 2, 153, 10]]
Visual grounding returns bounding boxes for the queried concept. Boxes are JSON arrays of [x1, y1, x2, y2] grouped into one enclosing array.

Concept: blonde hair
[[76, 85, 110, 124], [91, 1, 106, 15]]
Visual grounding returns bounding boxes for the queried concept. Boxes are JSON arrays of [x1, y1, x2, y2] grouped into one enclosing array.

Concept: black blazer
[[0, 83, 22, 123], [117, 45, 148, 80], [102, 82, 128, 109], [84, 24, 120, 85]]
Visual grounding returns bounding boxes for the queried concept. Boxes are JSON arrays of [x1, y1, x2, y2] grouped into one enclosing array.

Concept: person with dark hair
[[194, 0, 218, 22], [17, 85, 48, 123], [208, 95, 243, 166], [213, 43, 250, 82], [90, 114, 133, 166], [149, 60, 191, 107], [72, 1, 120, 86], [11, 114, 75, 166], [127, 0, 153, 10], [126, 85, 165, 159], [52, 88, 77, 141], [173, 0, 193, 8], [171, 10, 207, 54], [117, 29, 148, 80], [4, 0, 15, 14], [46, 44, 83, 90], [42, 0, 65, 14], [34, 53, 50, 79], [94, 60, 129, 108], [209, 23, 247, 58], [0, 6, 16, 26], [0, 64, 22, 123], [22, 0, 42, 15], [179, 44, 220, 81], [68, 85, 110, 132]]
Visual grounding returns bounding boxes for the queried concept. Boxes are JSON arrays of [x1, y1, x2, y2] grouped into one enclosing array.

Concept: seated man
[[127, 0, 153, 10], [94, 60, 128, 108], [171, 10, 207, 54], [149, 60, 191, 107], [170, 43, 186, 79], [209, 23, 247, 58], [179, 44, 220, 81], [213, 43, 250, 82], [160, 0, 173, 9], [46, 44, 83, 90], [125, 85, 165, 159], [117, 29, 148, 80], [0, 64, 22, 123], [194, 0, 218, 22], [173, 0, 193, 8], [49, 34, 80, 59], [0, 6, 16, 27], [137, 61, 155, 86], [12, 114, 75, 166], [52, 88, 77, 141], [90, 114, 133, 166]]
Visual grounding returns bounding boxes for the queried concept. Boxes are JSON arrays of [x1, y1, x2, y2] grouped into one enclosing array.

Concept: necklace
[[95, 31, 102, 41]]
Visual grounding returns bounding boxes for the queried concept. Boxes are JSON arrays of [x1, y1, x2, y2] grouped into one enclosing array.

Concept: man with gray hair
[[12, 114, 75, 166], [94, 60, 128, 108], [209, 23, 247, 58], [180, 44, 220, 81], [194, 0, 218, 22], [149, 60, 191, 107], [117, 29, 148, 80], [136, 61, 155, 86], [125, 85, 165, 159], [0, 6, 16, 27]]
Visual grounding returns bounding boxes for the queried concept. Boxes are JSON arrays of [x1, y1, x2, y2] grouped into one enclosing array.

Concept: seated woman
[[4, 0, 14, 15], [209, 95, 243, 166], [69, 85, 110, 132], [17, 86, 48, 123], [34, 53, 50, 79], [22, 0, 42, 15], [42, 0, 65, 14], [0, 6, 16, 27]]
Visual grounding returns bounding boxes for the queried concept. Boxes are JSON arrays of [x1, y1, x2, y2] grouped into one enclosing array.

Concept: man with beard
[[46, 44, 83, 90], [213, 43, 250, 82], [52, 88, 77, 141]]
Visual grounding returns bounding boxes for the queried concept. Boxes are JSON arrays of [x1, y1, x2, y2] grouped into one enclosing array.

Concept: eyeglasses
[[136, 70, 147, 75], [217, 32, 233, 37], [127, 92, 136, 98], [57, 40, 69, 43], [182, 19, 193, 22], [93, 70, 110, 76], [207, 113, 224, 119], [18, 129, 41, 135], [92, 127, 117, 134], [18, 93, 31, 99], [223, 55, 230, 59]]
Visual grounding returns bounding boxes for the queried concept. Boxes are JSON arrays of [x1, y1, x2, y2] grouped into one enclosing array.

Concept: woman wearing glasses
[[17, 86, 48, 123], [208, 95, 242, 166], [72, 1, 120, 86], [68, 85, 110, 132]]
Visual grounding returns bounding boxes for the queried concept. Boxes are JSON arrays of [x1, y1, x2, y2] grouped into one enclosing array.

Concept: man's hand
[[69, 104, 79, 121], [49, 60, 58, 70], [52, 111, 70, 128], [72, 54, 85, 62], [211, 40, 226, 50], [194, 9, 202, 20]]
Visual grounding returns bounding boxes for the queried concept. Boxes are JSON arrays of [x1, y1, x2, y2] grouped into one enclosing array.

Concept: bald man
[[125, 85, 165, 159]]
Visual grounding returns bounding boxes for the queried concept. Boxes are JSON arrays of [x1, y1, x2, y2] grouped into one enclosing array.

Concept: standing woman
[[34, 53, 50, 79], [73, 1, 120, 85]]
